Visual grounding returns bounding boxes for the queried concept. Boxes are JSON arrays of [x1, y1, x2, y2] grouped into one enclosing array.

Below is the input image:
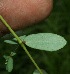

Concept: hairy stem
[[0, 15, 43, 74]]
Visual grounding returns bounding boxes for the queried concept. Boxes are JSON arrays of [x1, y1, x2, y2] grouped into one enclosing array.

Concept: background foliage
[[0, 0, 70, 74]]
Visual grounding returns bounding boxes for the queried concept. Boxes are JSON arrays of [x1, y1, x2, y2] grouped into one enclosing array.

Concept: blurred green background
[[0, 0, 70, 74]]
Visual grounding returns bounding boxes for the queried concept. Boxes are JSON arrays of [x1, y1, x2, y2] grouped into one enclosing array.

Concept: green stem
[[0, 15, 43, 74]]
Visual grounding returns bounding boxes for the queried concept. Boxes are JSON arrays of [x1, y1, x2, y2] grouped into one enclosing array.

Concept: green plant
[[3, 52, 16, 72], [0, 15, 67, 74]]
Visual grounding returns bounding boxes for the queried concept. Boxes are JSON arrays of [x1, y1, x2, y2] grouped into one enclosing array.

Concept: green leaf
[[10, 52, 16, 56], [3, 55, 14, 72], [4, 35, 26, 44], [33, 69, 47, 74], [13, 35, 26, 41], [4, 40, 17, 44], [6, 56, 13, 72], [24, 33, 67, 51]]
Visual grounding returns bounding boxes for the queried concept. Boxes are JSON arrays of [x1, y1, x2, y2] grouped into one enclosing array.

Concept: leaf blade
[[4, 40, 17, 44], [24, 33, 67, 51], [33, 69, 47, 74]]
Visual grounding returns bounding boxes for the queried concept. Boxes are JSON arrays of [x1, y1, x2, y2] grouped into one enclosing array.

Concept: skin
[[0, 0, 53, 36]]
